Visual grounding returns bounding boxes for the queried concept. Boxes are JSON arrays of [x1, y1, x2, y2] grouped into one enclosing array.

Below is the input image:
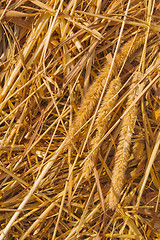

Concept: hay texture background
[[0, 0, 160, 239]]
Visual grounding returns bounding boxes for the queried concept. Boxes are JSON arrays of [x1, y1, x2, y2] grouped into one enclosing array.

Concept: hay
[[0, 0, 160, 239]]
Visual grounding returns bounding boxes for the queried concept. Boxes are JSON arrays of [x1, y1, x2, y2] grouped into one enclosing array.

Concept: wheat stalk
[[108, 71, 144, 210], [83, 76, 121, 178]]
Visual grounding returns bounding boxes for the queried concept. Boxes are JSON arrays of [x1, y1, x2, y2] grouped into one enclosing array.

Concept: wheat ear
[[83, 76, 121, 178], [108, 71, 143, 210], [69, 34, 147, 143]]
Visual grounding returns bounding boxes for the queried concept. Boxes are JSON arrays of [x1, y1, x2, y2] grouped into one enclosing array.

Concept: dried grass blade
[[6, 17, 32, 29], [0, 10, 37, 18], [30, 0, 55, 13], [64, 16, 103, 40], [76, 10, 160, 31]]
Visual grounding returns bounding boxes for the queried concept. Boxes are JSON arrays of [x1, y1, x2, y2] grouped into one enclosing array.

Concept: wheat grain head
[[108, 71, 143, 210], [83, 76, 121, 178], [69, 33, 148, 145]]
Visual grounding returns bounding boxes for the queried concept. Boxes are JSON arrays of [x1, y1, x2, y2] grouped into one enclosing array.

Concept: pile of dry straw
[[0, 0, 160, 239]]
